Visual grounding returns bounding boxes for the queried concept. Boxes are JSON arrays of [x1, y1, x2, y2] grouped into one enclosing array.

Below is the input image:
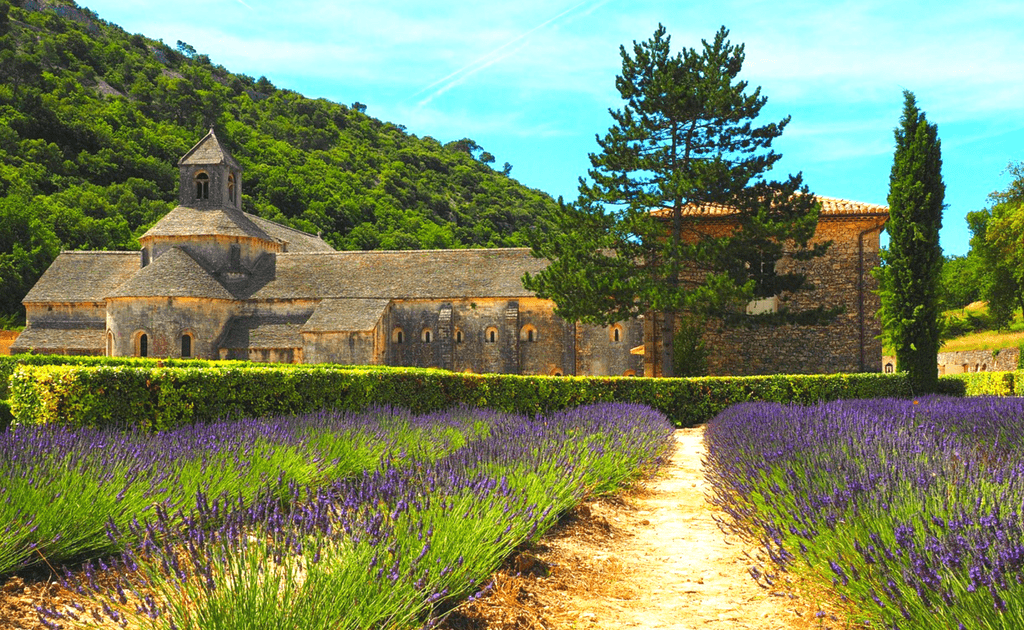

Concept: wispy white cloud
[[408, 0, 615, 107]]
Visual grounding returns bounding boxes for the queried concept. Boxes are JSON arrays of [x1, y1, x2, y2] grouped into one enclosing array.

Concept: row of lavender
[[10, 403, 673, 629], [705, 397, 1024, 629]]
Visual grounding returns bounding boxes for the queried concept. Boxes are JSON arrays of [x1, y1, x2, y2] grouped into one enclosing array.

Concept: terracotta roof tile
[[650, 195, 889, 219]]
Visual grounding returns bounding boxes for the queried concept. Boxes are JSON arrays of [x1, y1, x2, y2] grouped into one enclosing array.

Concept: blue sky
[[81, 0, 1024, 256]]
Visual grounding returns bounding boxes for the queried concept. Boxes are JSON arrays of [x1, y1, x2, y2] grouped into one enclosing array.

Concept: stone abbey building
[[13, 131, 888, 376]]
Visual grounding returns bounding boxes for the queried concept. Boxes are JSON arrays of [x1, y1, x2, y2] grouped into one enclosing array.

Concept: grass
[[883, 302, 1024, 355]]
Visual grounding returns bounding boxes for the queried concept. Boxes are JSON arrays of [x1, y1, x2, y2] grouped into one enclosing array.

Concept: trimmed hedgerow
[[10, 364, 924, 429]]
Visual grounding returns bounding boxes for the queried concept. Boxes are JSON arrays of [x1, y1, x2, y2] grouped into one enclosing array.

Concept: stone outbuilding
[[646, 197, 889, 376]]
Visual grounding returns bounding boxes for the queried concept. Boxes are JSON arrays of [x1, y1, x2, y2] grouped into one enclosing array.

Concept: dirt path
[[445, 427, 835, 629]]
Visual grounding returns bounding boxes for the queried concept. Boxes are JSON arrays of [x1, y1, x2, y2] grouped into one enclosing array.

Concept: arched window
[[421, 329, 433, 343], [106, 331, 114, 356], [520, 325, 538, 342], [485, 327, 498, 343], [392, 328, 404, 344], [228, 173, 236, 204], [610, 324, 624, 343], [623, 369, 636, 377], [195, 172, 210, 200], [551, 369, 563, 377], [884, 363, 894, 374], [135, 332, 149, 358], [455, 330, 464, 344], [181, 333, 193, 358]]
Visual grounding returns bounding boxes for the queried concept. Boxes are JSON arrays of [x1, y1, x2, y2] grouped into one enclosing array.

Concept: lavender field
[[705, 397, 1024, 629], [4, 403, 674, 629]]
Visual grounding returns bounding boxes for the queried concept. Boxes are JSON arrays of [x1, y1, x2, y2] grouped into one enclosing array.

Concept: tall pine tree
[[881, 90, 944, 393], [525, 25, 823, 376]]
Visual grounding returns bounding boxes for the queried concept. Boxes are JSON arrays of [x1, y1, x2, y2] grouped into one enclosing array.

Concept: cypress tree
[[882, 91, 944, 393]]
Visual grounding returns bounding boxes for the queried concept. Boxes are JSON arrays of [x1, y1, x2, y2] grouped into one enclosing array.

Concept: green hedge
[[0, 354, 390, 400], [9, 364, 922, 429], [11, 353, 1024, 431]]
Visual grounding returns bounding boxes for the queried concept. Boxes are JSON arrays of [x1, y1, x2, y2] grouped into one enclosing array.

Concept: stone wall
[[646, 215, 886, 376], [107, 297, 238, 359], [704, 217, 885, 375], [382, 297, 641, 376], [935, 348, 1018, 374]]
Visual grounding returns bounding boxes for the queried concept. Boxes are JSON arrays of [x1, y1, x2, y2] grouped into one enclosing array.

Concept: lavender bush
[[705, 397, 1024, 629], [43, 403, 673, 629], [0, 406, 483, 576]]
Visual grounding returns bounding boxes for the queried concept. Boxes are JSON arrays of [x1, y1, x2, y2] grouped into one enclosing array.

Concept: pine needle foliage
[[525, 25, 824, 376]]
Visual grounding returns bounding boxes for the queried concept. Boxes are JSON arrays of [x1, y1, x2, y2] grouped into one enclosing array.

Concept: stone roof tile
[[302, 299, 391, 332], [220, 314, 308, 349], [10, 325, 104, 354], [249, 248, 547, 301], [107, 247, 235, 300], [177, 129, 241, 169], [140, 206, 279, 243], [22, 251, 140, 304], [245, 214, 335, 252]]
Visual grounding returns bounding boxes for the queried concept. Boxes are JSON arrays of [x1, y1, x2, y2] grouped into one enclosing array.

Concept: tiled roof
[[249, 248, 548, 301], [178, 129, 241, 169], [23, 251, 140, 304], [245, 214, 335, 252], [140, 205, 280, 243], [650, 196, 889, 219], [10, 325, 104, 354], [302, 299, 391, 332], [220, 314, 309, 349], [107, 247, 235, 300]]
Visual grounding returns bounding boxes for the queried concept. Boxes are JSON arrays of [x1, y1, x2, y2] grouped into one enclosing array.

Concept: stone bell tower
[[177, 128, 243, 211], [137, 129, 283, 272]]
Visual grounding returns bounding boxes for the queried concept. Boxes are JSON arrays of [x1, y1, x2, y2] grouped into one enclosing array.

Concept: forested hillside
[[0, 0, 558, 321]]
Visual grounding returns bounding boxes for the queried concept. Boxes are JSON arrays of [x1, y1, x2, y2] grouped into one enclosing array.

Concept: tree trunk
[[660, 311, 675, 377]]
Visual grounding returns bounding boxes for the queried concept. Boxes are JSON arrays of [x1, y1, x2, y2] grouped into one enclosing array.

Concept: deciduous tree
[[964, 161, 1024, 330]]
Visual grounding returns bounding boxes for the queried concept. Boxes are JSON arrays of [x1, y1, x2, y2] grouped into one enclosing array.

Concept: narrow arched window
[[422, 329, 433, 343], [138, 333, 148, 357], [195, 172, 210, 200], [228, 173, 236, 204], [392, 328, 404, 344], [610, 324, 624, 343], [181, 334, 192, 358], [455, 330, 464, 344], [106, 331, 113, 356], [485, 327, 498, 343]]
